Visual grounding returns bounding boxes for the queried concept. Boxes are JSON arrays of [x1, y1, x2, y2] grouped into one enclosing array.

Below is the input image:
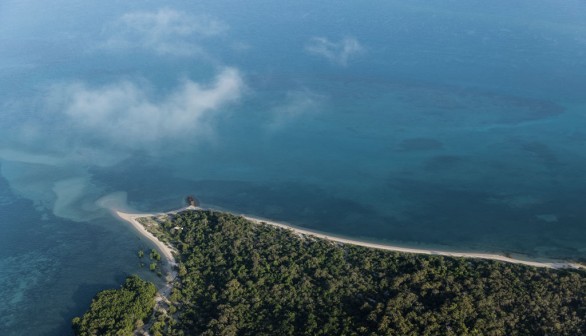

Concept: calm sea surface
[[1, 0, 586, 334]]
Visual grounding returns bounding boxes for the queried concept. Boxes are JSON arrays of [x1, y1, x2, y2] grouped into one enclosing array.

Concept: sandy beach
[[241, 215, 585, 270], [114, 210, 178, 268], [112, 205, 198, 267], [114, 206, 585, 271]]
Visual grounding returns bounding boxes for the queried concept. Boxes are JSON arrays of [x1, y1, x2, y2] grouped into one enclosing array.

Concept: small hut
[[186, 195, 199, 207]]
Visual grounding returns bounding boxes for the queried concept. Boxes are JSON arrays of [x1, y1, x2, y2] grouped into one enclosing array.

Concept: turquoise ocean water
[[1, 0, 586, 334]]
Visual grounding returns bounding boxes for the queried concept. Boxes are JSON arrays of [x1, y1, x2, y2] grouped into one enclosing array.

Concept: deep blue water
[[1, 0, 586, 334]]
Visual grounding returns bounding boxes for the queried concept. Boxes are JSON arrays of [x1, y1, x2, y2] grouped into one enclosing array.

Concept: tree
[[72, 276, 156, 336]]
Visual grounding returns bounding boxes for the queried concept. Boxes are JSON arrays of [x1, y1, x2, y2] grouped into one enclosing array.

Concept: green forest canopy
[[72, 275, 156, 336], [78, 210, 586, 335]]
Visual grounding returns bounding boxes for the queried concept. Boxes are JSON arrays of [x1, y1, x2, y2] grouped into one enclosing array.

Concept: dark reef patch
[[398, 138, 444, 151], [521, 141, 559, 168], [423, 154, 465, 171]]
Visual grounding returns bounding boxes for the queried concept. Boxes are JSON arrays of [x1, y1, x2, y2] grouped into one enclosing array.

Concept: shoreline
[[113, 206, 585, 271], [112, 205, 197, 268], [113, 210, 178, 269], [241, 214, 585, 270]]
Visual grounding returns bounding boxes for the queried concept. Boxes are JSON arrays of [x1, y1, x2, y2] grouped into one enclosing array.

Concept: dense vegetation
[[151, 210, 586, 335], [79, 210, 586, 335], [72, 275, 156, 336]]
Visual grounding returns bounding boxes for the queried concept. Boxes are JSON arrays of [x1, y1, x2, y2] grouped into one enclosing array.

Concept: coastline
[[113, 210, 178, 269], [112, 207, 199, 313], [112, 205, 197, 268], [113, 206, 585, 271], [241, 214, 585, 270]]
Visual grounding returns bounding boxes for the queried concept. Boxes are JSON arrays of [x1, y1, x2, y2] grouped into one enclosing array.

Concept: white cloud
[[305, 37, 364, 66], [268, 90, 325, 130], [49, 68, 244, 148], [102, 8, 228, 56]]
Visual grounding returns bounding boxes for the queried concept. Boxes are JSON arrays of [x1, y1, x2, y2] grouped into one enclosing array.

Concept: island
[[75, 207, 586, 335]]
